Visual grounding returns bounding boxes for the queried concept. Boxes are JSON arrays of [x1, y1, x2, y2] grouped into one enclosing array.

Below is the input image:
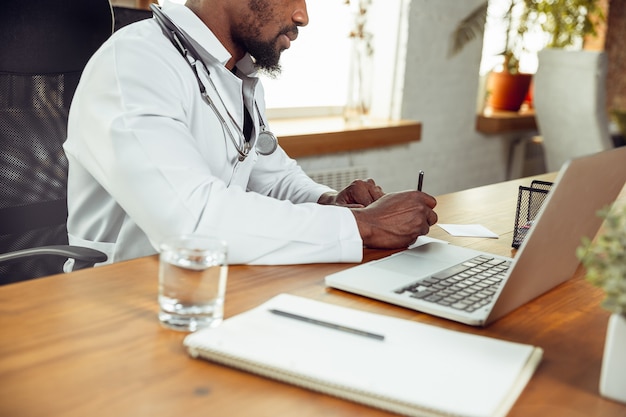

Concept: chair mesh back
[[0, 0, 113, 284], [0, 73, 80, 282], [112, 6, 153, 31]]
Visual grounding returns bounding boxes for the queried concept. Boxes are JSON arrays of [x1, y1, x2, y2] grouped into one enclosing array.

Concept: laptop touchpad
[[370, 242, 475, 278], [371, 252, 451, 277]]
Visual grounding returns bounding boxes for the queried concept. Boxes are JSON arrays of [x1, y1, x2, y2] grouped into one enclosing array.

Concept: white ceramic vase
[[600, 313, 626, 403], [533, 49, 614, 172]]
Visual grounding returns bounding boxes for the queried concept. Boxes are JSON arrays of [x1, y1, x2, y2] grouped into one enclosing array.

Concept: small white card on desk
[[408, 235, 450, 249], [437, 224, 499, 238]]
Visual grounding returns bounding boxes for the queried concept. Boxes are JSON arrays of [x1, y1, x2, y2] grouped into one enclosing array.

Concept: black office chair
[[0, 0, 113, 284], [112, 5, 154, 31]]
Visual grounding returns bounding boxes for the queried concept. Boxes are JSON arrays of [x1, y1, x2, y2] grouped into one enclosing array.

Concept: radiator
[[306, 166, 369, 191]]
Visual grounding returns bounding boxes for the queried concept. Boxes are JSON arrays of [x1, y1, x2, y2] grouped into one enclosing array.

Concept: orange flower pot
[[486, 71, 533, 112]]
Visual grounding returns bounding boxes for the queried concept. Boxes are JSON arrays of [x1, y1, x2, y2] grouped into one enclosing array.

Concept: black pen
[[269, 309, 385, 341], [417, 170, 425, 192]]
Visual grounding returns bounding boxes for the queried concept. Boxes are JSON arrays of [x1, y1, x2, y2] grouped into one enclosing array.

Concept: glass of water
[[158, 235, 228, 332]]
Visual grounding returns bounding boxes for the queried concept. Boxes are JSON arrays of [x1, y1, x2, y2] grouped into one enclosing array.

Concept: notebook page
[[184, 294, 541, 417]]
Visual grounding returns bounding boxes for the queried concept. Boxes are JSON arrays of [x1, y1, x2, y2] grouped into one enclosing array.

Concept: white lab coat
[[63, 2, 363, 267]]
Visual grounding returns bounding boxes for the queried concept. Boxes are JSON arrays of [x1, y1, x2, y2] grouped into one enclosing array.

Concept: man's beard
[[245, 36, 283, 78], [241, 0, 289, 77]]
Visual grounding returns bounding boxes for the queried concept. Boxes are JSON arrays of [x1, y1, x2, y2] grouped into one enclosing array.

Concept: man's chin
[[255, 63, 282, 78], [251, 52, 283, 78]]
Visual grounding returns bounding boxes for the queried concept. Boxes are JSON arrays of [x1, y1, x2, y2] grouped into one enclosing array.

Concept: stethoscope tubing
[[150, 4, 277, 161]]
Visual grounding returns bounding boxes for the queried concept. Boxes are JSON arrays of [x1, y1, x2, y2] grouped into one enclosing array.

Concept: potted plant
[[452, 0, 533, 112], [454, 0, 606, 113], [519, 0, 604, 49], [577, 203, 626, 404]]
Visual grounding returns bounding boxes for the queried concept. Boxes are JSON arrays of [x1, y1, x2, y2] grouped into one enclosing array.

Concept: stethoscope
[[150, 4, 278, 162]]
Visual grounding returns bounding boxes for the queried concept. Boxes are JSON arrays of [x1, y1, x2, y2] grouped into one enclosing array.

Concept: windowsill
[[475, 107, 537, 134], [269, 117, 422, 158]]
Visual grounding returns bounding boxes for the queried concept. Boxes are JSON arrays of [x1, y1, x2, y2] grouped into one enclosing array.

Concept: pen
[[417, 170, 425, 192], [269, 309, 385, 341]]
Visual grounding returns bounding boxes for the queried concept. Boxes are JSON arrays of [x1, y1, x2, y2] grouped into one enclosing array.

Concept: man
[[63, 0, 437, 268]]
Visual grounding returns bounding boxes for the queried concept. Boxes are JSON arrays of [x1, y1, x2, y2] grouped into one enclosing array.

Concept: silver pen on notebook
[[269, 309, 385, 341]]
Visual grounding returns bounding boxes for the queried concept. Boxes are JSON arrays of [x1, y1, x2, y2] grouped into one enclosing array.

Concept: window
[[480, 0, 551, 75], [164, 0, 406, 119], [260, 1, 352, 114], [262, 1, 407, 120]]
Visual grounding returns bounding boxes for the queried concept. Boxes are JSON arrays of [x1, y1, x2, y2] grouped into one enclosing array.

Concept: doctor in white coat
[[63, 0, 438, 269]]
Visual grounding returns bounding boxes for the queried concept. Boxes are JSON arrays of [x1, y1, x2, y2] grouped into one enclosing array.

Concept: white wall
[[295, 0, 519, 196]]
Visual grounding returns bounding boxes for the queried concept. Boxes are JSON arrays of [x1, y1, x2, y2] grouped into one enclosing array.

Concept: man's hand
[[350, 190, 438, 249], [318, 178, 384, 208]]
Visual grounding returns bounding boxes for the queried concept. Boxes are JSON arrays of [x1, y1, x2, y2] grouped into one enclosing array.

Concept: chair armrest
[[0, 245, 108, 270]]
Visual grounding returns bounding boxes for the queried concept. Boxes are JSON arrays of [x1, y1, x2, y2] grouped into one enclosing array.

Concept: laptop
[[326, 146, 626, 326]]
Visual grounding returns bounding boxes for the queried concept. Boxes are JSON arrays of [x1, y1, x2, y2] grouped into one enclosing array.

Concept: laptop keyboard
[[394, 255, 511, 312]]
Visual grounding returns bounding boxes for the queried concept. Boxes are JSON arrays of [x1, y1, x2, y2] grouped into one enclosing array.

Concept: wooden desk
[[1, 173, 625, 417]]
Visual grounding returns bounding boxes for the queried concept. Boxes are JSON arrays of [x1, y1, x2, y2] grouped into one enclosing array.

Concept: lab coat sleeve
[[247, 144, 335, 204], [244, 88, 335, 204], [64, 24, 363, 265]]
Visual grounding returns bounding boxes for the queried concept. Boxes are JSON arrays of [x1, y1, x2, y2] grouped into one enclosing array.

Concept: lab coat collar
[[159, 1, 260, 151], [160, 0, 258, 78]]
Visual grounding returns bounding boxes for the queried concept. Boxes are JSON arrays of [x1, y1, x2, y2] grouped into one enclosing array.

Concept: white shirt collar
[[160, 0, 257, 77]]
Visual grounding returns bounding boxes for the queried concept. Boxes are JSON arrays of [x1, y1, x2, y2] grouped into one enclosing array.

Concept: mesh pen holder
[[512, 180, 553, 249]]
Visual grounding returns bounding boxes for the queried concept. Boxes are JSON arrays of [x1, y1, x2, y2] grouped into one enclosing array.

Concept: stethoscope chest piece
[[151, 4, 278, 162], [256, 130, 278, 156]]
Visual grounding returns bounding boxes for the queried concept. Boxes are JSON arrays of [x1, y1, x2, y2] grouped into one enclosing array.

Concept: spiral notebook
[[184, 294, 542, 417]]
